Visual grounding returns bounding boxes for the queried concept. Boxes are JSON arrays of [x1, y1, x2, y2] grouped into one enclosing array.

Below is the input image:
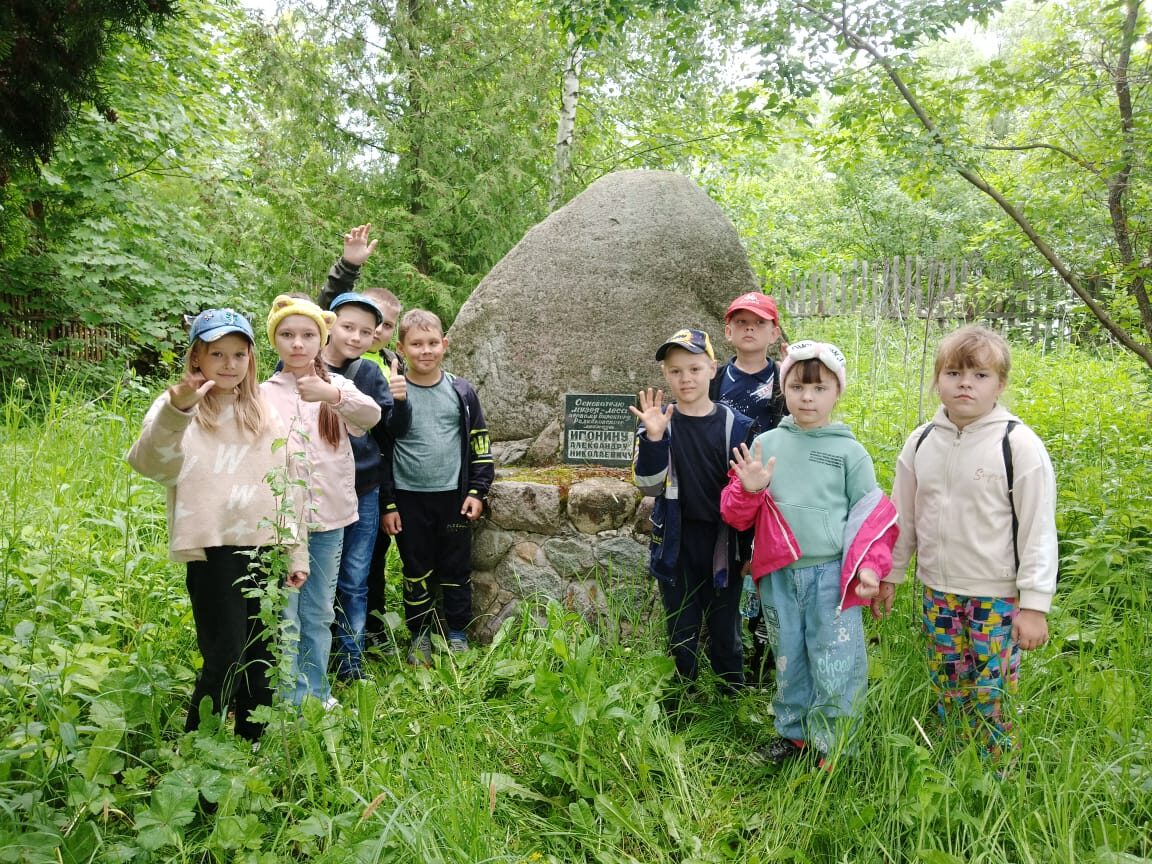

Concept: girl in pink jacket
[[262, 296, 381, 708], [722, 341, 898, 769], [128, 310, 307, 741]]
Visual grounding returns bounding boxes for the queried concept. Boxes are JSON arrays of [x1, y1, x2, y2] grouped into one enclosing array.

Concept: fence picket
[[774, 257, 1070, 343]]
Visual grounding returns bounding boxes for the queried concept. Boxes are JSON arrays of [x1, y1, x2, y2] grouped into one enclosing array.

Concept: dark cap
[[329, 292, 384, 326], [655, 328, 716, 361]]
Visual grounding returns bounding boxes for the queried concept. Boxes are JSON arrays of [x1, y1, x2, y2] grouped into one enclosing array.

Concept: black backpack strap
[[1003, 420, 1019, 573], [344, 358, 363, 382], [913, 422, 935, 452]]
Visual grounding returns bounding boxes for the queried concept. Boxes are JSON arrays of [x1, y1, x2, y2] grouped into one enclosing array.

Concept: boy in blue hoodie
[[321, 291, 410, 681], [632, 328, 754, 693]]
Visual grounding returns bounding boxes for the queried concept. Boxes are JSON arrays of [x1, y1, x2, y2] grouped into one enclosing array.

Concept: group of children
[[635, 296, 1057, 767], [129, 225, 492, 741], [129, 243, 1057, 763]]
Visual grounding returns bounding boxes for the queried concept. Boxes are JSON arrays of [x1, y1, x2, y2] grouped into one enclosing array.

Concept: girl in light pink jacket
[[262, 295, 380, 708], [129, 309, 307, 741]]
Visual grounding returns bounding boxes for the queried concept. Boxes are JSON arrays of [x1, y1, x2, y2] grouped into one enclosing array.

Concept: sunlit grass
[[1, 328, 1150, 862]]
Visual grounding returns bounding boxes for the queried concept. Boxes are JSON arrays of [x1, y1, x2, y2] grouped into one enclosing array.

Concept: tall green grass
[[1, 325, 1150, 863]]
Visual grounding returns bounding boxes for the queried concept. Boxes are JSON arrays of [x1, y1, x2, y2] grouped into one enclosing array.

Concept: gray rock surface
[[595, 535, 649, 577], [472, 526, 517, 570], [447, 169, 760, 441], [567, 477, 640, 534], [486, 481, 563, 534], [494, 544, 566, 601], [541, 536, 597, 577]]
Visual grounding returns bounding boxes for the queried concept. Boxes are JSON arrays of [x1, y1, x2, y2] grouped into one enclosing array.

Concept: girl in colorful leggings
[[878, 326, 1058, 754]]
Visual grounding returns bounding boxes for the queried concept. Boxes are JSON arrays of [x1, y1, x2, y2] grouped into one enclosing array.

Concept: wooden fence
[[775, 257, 1075, 344], [0, 293, 127, 362]]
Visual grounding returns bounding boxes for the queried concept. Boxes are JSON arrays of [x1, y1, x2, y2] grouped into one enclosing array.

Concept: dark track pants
[[658, 520, 744, 687], [394, 490, 473, 635], [365, 524, 392, 641]]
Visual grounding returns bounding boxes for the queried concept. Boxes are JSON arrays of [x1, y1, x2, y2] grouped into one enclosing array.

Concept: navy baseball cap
[[187, 309, 254, 345], [329, 292, 384, 326], [655, 328, 716, 361]]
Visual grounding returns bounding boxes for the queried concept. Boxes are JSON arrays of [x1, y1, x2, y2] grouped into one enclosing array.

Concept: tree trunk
[[548, 32, 582, 213]]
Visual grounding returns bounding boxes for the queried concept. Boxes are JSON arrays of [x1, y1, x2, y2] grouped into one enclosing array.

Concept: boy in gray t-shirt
[[381, 310, 494, 665]]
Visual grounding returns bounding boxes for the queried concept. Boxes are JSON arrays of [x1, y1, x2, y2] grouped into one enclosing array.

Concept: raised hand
[[729, 441, 775, 493], [389, 356, 407, 402], [628, 388, 673, 441], [167, 371, 215, 411], [297, 374, 339, 404], [342, 223, 378, 267]]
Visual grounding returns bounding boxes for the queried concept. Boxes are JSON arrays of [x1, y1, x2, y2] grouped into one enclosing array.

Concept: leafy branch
[[789, 0, 1152, 369]]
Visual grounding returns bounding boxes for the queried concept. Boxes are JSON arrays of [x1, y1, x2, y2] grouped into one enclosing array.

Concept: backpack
[[913, 420, 1020, 572]]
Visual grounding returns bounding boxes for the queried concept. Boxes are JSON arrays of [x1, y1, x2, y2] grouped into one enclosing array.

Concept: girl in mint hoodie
[[722, 340, 897, 769]]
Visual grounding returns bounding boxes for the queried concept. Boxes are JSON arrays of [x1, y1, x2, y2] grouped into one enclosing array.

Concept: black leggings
[[185, 547, 273, 741]]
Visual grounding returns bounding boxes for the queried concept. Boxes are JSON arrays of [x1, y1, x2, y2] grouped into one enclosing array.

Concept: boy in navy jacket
[[632, 328, 753, 694]]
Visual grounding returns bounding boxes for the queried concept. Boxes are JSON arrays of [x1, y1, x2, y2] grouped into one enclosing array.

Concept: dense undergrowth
[[1, 320, 1150, 863]]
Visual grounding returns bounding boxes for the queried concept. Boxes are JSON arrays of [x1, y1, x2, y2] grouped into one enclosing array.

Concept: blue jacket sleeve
[[633, 426, 670, 497]]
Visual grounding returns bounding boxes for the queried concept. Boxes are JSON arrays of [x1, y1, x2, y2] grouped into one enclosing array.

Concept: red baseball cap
[[725, 292, 779, 323]]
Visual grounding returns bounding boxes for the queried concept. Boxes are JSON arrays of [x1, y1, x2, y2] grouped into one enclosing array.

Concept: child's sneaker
[[447, 630, 470, 653], [407, 631, 433, 666], [757, 737, 805, 764]]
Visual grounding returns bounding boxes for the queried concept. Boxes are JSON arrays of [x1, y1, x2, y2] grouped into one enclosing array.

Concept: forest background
[[2, 1, 1152, 862], [3, 0, 1152, 374]]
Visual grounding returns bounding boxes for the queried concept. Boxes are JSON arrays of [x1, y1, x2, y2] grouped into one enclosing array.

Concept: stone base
[[468, 475, 654, 643]]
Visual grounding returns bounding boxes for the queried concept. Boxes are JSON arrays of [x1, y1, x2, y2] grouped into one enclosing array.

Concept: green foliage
[[0, 0, 179, 171], [2, 327, 1150, 861], [745, 0, 1152, 366], [0, 0, 258, 378]]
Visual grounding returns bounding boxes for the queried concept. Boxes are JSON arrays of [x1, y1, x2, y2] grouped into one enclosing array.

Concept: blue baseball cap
[[187, 309, 255, 345], [329, 292, 384, 326], [655, 328, 716, 361]]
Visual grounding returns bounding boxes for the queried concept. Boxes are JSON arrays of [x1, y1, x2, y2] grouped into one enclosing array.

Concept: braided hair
[[311, 354, 343, 448]]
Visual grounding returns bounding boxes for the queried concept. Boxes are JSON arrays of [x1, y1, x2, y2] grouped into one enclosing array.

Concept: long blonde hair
[[187, 340, 267, 438]]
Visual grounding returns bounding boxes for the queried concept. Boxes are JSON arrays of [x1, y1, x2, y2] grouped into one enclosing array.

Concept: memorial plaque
[[563, 394, 638, 466]]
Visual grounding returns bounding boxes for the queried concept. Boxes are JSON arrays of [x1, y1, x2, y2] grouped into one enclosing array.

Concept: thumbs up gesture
[[388, 356, 407, 402]]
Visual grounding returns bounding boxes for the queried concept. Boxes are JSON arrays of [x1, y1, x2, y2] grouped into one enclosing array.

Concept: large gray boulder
[[447, 169, 760, 444]]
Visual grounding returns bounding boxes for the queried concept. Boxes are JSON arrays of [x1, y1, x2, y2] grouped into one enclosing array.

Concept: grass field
[[2, 320, 1150, 863]]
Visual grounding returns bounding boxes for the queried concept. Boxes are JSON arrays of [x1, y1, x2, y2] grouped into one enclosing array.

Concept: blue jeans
[[333, 488, 380, 678], [284, 528, 343, 705], [758, 558, 867, 755]]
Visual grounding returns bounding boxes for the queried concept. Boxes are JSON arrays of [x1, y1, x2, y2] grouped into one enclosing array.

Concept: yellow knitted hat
[[266, 295, 336, 345]]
